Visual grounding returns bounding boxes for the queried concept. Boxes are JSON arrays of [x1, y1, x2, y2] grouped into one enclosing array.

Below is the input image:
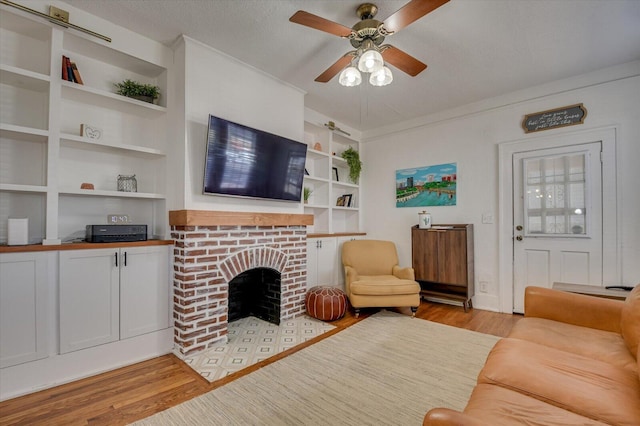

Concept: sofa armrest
[[423, 408, 488, 426], [393, 265, 415, 280], [525, 286, 623, 333]]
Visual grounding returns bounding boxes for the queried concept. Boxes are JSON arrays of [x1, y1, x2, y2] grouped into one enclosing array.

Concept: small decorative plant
[[341, 147, 362, 184], [303, 187, 313, 203], [114, 79, 160, 102]]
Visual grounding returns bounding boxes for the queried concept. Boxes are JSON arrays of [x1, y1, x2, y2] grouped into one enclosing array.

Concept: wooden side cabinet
[[411, 224, 474, 311]]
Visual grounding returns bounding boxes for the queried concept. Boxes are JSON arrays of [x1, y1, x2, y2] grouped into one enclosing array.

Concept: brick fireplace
[[169, 210, 313, 356]]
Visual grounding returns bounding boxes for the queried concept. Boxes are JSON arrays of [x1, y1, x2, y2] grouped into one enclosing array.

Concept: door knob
[[516, 235, 523, 241], [516, 225, 523, 231]]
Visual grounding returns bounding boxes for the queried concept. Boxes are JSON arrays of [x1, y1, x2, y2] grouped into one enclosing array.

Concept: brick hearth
[[169, 211, 313, 356]]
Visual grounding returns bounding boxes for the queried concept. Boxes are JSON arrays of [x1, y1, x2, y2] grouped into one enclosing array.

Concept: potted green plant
[[114, 79, 160, 104], [341, 147, 362, 184], [303, 187, 313, 204]]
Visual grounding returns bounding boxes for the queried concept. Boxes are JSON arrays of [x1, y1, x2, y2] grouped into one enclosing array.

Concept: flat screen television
[[203, 114, 307, 202]]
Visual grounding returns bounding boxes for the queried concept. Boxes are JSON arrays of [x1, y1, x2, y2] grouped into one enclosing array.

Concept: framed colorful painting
[[396, 163, 457, 207]]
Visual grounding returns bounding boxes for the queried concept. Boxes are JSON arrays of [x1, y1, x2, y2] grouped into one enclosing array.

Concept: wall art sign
[[80, 123, 103, 140], [522, 103, 587, 133], [396, 163, 457, 208]]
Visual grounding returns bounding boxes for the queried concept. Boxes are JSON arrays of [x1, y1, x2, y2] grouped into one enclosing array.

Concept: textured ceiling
[[62, 0, 640, 132]]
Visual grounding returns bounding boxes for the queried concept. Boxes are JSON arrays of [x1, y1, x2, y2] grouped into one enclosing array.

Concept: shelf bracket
[[1, 0, 112, 43]]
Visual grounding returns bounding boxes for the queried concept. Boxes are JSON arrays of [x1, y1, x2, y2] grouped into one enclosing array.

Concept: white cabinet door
[[59, 249, 119, 354], [317, 237, 337, 286], [307, 237, 338, 290], [120, 246, 170, 339], [0, 252, 48, 368]]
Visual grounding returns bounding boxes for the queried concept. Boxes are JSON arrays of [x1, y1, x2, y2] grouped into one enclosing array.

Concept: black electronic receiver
[[605, 285, 635, 291], [86, 224, 147, 243]]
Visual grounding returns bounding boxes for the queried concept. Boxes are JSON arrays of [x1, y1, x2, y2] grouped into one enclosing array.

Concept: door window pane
[[524, 152, 588, 236]]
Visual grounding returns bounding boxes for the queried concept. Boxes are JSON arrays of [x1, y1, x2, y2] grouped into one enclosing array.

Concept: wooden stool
[[305, 286, 348, 321]]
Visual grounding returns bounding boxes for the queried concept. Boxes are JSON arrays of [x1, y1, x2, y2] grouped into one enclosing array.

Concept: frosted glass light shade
[[357, 49, 384, 73], [370, 66, 393, 86], [338, 66, 362, 87]]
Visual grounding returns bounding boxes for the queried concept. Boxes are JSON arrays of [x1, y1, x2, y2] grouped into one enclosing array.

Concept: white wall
[[361, 62, 640, 312], [169, 36, 306, 213]]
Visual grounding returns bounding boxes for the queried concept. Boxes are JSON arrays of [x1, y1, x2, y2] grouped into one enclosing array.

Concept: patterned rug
[[181, 315, 335, 381], [134, 311, 500, 425]]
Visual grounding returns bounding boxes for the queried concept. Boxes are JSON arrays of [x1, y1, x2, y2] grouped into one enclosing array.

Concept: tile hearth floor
[[182, 315, 336, 382]]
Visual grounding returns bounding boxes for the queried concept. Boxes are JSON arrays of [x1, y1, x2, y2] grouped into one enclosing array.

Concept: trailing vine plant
[[341, 147, 362, 184]]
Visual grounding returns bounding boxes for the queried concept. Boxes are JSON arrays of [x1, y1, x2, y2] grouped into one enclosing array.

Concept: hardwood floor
[[0, 301, 521, 425]]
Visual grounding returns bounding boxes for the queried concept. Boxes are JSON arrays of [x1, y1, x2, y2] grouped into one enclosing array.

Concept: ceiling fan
[[290, 0, 450, 86]]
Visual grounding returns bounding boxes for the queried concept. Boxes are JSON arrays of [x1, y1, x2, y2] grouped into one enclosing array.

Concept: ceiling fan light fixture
[[338, 66, 362, 86], [370, 66, 393, 86], [357, 48, 384, 73]]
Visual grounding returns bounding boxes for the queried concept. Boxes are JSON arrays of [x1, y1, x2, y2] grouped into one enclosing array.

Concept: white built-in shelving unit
[[302, 119, 361, 234], [0, 6, 170, 244]]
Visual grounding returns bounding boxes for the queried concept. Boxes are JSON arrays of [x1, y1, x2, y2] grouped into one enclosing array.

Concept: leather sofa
[[424, 285, 640, 426]]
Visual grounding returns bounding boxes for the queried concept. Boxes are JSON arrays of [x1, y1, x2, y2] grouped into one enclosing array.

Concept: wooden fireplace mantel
[[169, 210, 314, 227]]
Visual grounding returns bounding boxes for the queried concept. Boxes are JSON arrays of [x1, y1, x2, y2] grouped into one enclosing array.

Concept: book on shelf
[[61, 55, 84, 84], [61, 55, 69, 81], [70, 62, 84, 84]]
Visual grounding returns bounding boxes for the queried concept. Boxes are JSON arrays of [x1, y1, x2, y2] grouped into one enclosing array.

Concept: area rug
[[132, 311, 499, 425], [182, 315, 335, 382]]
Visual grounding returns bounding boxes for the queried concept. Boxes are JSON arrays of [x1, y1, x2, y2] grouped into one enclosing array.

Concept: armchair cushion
[[351, 276, 421, 296]]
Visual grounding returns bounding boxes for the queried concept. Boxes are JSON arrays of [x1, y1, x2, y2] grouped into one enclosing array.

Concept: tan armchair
[[342, 239, 421, 317]]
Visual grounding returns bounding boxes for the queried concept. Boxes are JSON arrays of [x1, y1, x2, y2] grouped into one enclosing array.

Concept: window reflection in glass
[[524, 152, 587, 235]]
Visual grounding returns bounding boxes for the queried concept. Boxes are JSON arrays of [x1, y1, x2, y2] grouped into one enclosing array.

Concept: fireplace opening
[[228, 267, 281, 325]]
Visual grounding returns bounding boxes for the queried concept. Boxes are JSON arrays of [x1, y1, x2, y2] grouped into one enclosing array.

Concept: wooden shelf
[[169, 210, 314, 227]]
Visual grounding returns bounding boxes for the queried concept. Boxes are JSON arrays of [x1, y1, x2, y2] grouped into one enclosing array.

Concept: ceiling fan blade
[[382, 0, 450, 33], [315, 55, 353, 83], [382, 46, 427, 76], [289, 11, 353, 38]]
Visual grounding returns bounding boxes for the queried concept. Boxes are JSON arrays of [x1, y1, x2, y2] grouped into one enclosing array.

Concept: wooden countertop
[[307, 232, 367, 239], [0, 239, 173, 253]]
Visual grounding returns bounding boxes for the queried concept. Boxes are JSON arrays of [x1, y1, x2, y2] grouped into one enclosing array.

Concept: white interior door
[[512, 141, 603, 313]]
